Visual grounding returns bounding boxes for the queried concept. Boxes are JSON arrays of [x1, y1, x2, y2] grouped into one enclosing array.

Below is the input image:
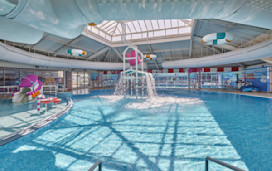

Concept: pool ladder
[[88, 160, 102, 171], [88, 157, 246, 171], [205, 156, 246, 171]]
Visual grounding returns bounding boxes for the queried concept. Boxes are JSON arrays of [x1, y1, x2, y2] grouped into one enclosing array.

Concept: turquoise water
[[0, 89, 272, 170]]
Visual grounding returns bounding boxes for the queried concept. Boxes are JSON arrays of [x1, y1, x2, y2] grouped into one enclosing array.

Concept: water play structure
[[114, 45, 157, 98], [12, 75, 43, 103]]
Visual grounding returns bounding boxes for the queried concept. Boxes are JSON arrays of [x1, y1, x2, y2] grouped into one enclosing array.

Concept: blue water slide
[[1, 0, 272, 43]]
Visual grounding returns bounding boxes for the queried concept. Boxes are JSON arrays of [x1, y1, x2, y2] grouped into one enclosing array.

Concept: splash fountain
[[114, 45, 157, 98]]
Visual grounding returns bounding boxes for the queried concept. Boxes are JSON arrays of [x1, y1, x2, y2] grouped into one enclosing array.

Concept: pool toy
[[67, 49, 87, 56], [126, 50, 141, 66], [144, 54, 157, 60], [12, 75, 43, 103], [202, 32, 233, 45]]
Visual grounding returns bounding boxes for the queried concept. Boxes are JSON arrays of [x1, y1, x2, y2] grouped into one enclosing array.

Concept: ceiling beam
[[44, 35, 96, 54], [143, 47, 189, 54], [87, 47, 111, 60], [189, 19, 197, 57], [103, 49, 111, 62], [112, 48, 123, 61], [51, 35, 84, 56], [214, 44, 238, 51], [204, 19, 268, 34], [261, 56, 272, 64], [30, 33, 47, 48], [148, 44, 159, 70]]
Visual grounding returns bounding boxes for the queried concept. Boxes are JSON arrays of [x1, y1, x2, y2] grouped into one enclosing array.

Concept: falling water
[[114, 72, 157, 97], [114, 75, 124, 96]]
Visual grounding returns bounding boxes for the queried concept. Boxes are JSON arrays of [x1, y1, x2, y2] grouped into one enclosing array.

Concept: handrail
[[0, 85, 19, 94], [88, 160, 102, 171], [205, 156, 246, 171]]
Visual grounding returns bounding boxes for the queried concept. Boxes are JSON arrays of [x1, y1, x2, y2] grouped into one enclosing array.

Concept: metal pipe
[[205, 156, 245, 171]]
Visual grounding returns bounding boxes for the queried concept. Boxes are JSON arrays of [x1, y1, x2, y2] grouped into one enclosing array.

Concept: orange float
[[53, 98, 62, 104]]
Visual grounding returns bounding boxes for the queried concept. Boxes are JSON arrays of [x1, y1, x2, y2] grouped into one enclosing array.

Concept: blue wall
[[245, 67, 268, 92]]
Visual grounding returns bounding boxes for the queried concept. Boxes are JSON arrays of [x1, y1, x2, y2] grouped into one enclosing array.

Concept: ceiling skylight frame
[[85, 19, 193, 47]]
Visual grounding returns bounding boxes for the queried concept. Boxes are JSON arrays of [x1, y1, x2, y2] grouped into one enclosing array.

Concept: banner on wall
[[102, 74, 119, 80], [91, 73, 99, 81], [245, 67, 268, 91], [102, 74, 119, 87]]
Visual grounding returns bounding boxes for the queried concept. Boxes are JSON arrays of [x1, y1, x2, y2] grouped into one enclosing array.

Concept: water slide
[[12, 75, 43, 103], [0, 0, 272, 44]]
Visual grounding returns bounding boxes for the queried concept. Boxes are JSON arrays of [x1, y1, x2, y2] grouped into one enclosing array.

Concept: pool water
[[0, 89, 272, 170]]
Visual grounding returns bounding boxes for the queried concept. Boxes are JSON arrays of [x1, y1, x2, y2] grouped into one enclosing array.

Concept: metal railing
[[88, 160, 102, 171], [205, 156, 246, 171], [43, 84, 58, 96], [0, 85, 19, 94]]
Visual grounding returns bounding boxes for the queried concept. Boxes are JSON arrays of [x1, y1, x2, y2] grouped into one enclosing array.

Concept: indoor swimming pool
[[0, 89, 272, 171]]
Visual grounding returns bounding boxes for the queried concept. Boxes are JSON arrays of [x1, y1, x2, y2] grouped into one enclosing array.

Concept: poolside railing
[[205, 156, 245, 171], [0, 85, 19, 94], [43, 84, 58, 96], [88, 160, 102, 171]]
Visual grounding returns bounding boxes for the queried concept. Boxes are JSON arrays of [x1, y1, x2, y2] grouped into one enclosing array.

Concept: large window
[[72, 71, 90, 89], [154, 73, 188, 88], [5, 69, 20, 86]]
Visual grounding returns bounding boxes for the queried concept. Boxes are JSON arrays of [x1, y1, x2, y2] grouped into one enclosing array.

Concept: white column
[[123, 74, 126, 98], [142, 76, 144, 96], [37, 96, 40, 114], [130, 76, 133, 96]]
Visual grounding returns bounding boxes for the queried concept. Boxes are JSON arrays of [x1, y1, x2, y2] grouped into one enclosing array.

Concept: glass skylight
[[86, 19, 192, 44]]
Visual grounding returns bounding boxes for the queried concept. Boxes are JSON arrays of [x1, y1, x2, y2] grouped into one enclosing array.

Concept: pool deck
[[0, 102, 68, 140], [201, 88, 272, 99]]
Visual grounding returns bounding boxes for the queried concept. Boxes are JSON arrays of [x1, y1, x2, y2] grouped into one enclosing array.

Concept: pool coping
[[200, 88, 272, 99], [0, 98, 74, 146], [159, 87, 272, 99]]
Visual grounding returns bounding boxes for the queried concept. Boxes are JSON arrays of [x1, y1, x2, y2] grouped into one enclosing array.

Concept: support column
[[142, 76, 145, 96], [123, 74, 126, 98], [130, 76, 133, 96], [269, 66, 272, 92], [135, 79, 138, 98], [188, 73, 191, 89], [65, 71, 72, 91], [198, 71, 201, 90], [37, 96, 40, 114]]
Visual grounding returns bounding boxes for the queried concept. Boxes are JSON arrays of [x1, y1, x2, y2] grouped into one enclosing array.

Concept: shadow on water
[[172, 89, 272, 171], [0, 150, 64, 171], [0, 94, 164, 170], [3, 90, 270, 170]]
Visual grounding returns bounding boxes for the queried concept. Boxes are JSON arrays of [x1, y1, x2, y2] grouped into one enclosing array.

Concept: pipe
[[1, 38, 272, 70], [162, 39, 272, 68], [0, 42, 147, 70]]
